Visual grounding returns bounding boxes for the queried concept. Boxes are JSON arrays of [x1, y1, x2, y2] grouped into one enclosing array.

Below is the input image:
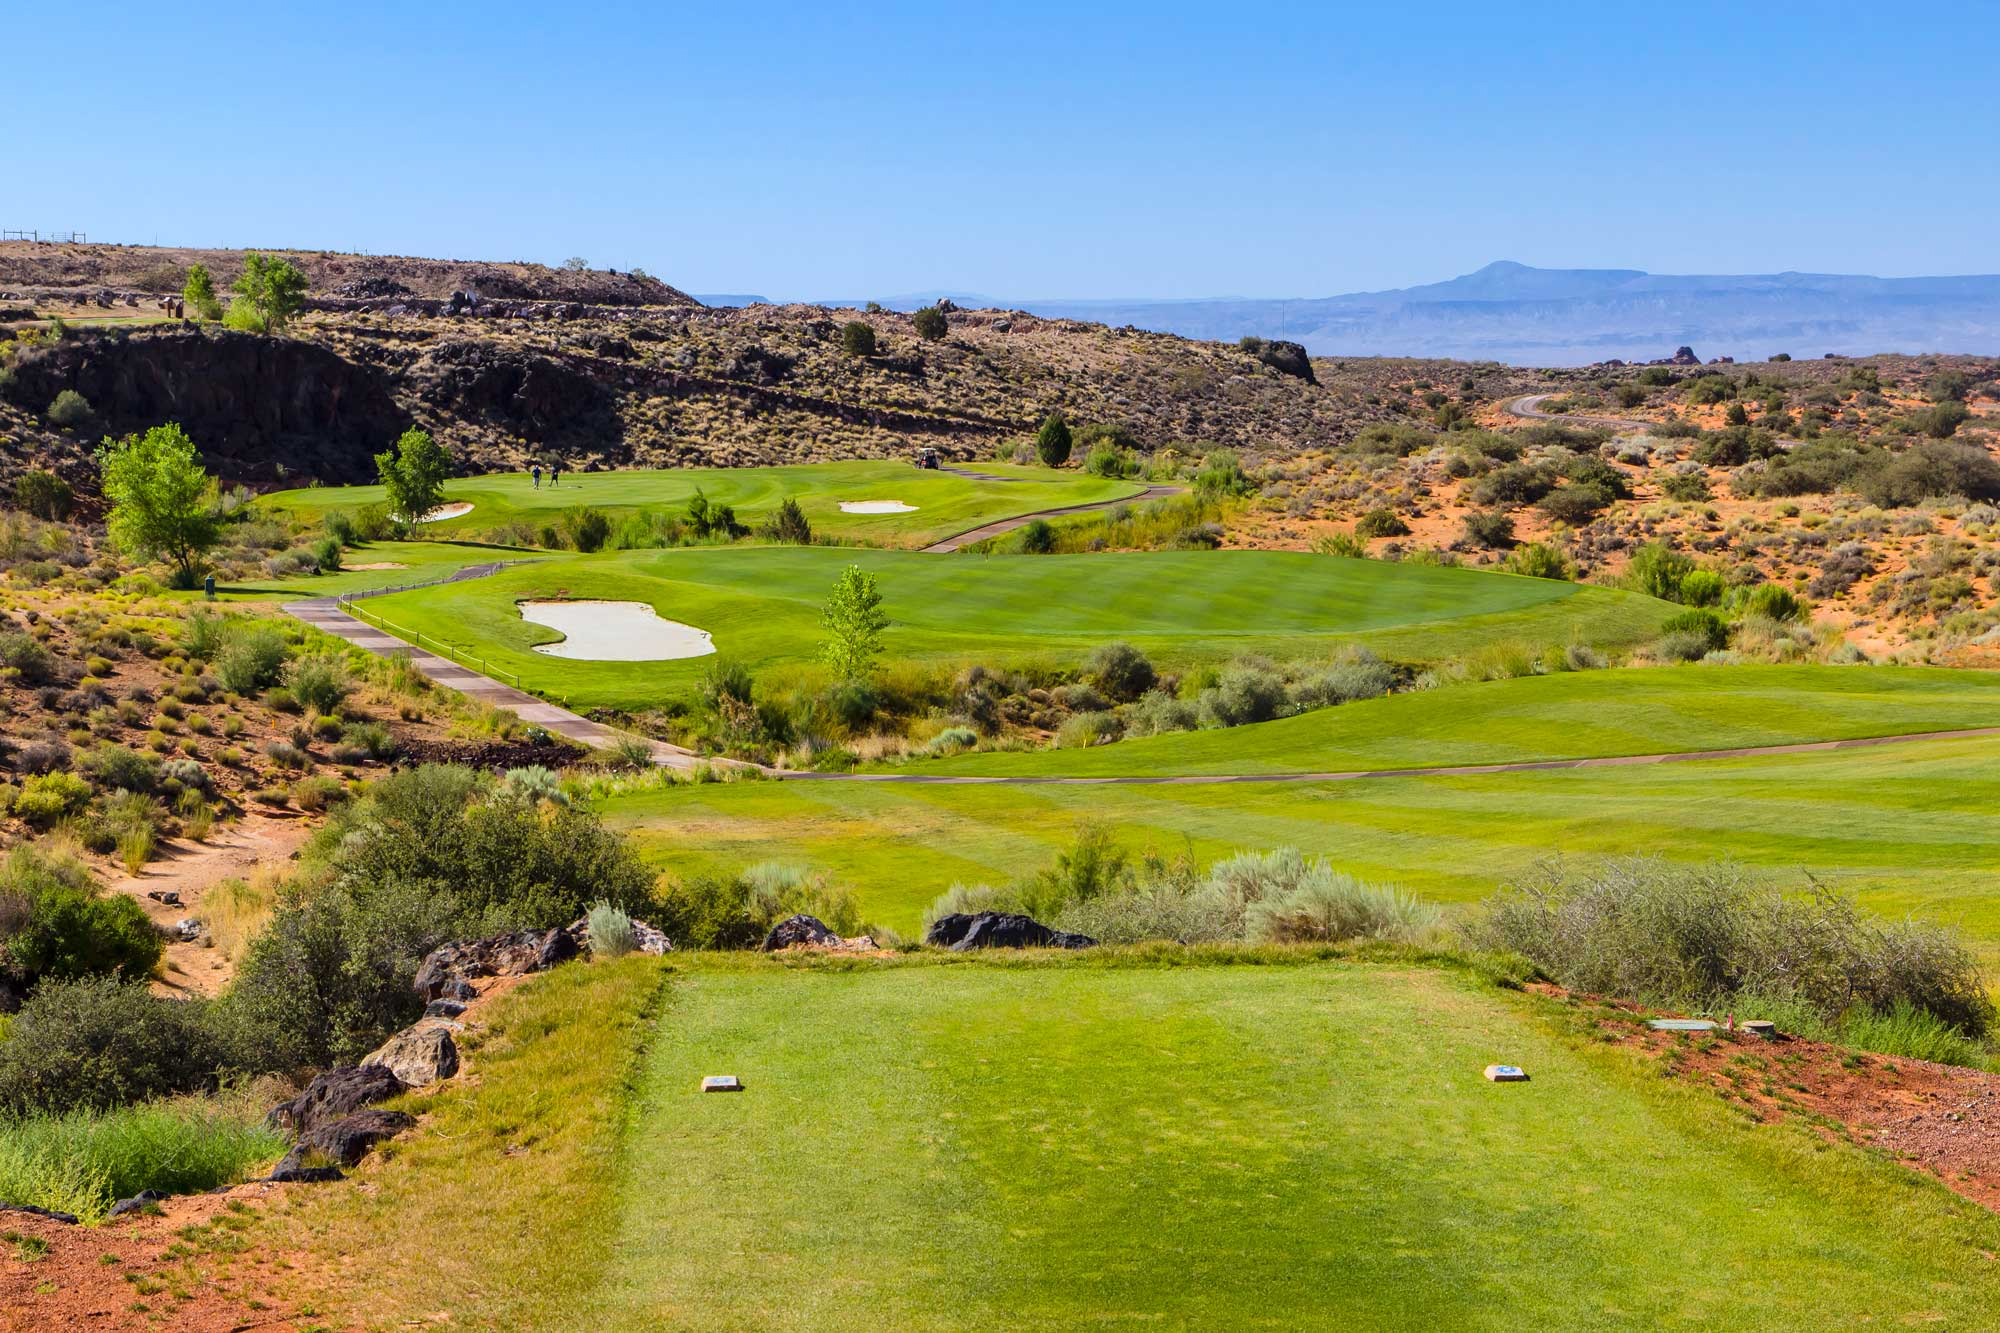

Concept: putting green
[[582, 959, 2000, 1328], [363, 547, 1673, 710], [258, 460, 1142, 550]]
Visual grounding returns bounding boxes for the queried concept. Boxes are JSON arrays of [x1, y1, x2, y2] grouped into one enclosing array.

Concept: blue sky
[[12, 1, 1997, 298]]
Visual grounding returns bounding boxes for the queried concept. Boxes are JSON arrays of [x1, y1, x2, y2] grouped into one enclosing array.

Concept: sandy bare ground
[[102, 814, 313, 996]]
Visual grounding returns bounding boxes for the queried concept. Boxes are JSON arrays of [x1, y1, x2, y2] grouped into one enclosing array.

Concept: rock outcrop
[[412, 925, 580, 1001], [269, 1063, 408, 1135], [761, 914, 841, 951], [283, 1109, 416, 1170], [924, 912, 1097, 951]]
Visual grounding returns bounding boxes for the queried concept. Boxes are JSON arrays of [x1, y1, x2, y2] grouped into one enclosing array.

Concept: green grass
[[207, 539, 542, 601], [605, 729, 2000, 951], [364, 547, 1671, 711], [578, 956, 2000, 1329], [0, 1096, 284, 1224], [258, 460, 1142, 549], [909, 662, 2000, 777]]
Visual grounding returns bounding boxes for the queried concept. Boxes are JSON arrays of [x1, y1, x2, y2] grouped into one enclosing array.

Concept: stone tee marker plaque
[[701, 1075, 743, 1093], [1484, 1064, 1529, 1083]]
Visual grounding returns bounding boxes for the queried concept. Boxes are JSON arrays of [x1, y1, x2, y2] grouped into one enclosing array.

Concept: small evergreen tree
[[1035, 412, 1073, 466], [912, 305, 947, 341], [841, 321, 877, 356], [762, 497, 813, 544]]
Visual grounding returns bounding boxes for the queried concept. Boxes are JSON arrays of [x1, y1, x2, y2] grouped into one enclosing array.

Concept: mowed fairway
[[364, 548, 1671, 710], [259, 460, 1143, 549], [608, 731, 2000, 950], [583, 959, 2000, 1329], [211, 539, 541, 600]]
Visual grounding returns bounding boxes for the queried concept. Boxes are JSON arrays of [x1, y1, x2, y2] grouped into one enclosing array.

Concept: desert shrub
[[1086, 641, 1157, 702], [653, 874, 763, 950], [1903, 401, 1971, 439], [1290, 647, 1394, 708], [839, 321, 876, 356], [1193, 449, 1254, 497], [1053, 878, 1242, 946], [1661, 472, 1711, 502], [179, 612, 228, 662], [1505, 542, 1574, 581], [1460, 510, 1515, 549], [1354, 508, 1410, 539], [1738, 584, 1802, 622], [0, 630, 56, 684], [1478, 859, 1993, 1037], [586, 901, 637, 958], [1467, 463, 1556, 507], [926, 726, 978, 755], [1652, 629, 1715, 662], [911, 305, 947, 341], [11, 470, 74, 521], [1199, 663, 1289, 727], [1626, 541, 1694, 601], [76, 741, 160, 793], [228, 765, 655, 1066], [46, 390, 91, 429], [1862, 440, 2000, 508], [285, 653, 350, 714], [559, 505, 612, 552], [0, 845, 161, 990], [1314, 531, 1367, 558], [1676, 569, 1725, 607], [13, 738, 71, 776], [1683, 376, 1734, 406], [1124, 689, 1199, 736], [0, 978, 236, 1113], [1018, 518, 1056, 553], [1538, 483, 1614, 525], [1659, 608, 1729, 652], [743, 862, 863, 938], [1083, 443, 1135, 478], [0, 1097, 283, 1222], [1019, 824, 1134, 920], [1055, 710, 1123, 749], [13, 772, 92, 827], [1246, 873, 1440, 945], [215, 626, 288, 694]]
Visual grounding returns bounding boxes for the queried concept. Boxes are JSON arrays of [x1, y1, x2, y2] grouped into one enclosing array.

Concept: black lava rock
[[761, 914, 841, 951], [269, 1063, 409, 1136], [924, 912, 1097, 951]]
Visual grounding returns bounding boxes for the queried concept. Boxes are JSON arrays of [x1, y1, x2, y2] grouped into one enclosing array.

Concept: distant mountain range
[[701, 262, 2000, 365]]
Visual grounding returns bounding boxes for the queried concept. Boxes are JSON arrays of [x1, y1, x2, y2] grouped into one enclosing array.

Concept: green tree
[[230, 253, 307, 333], [182, 263, 223, 321], [1035, 411, 1073, 466], [840, 320, 877, 356], [375, 427, 452, 524], [761, 497, 813, 544], [97, 423, 221, 588], [820, 565, 887, 682], [912, 305, 947, 341]]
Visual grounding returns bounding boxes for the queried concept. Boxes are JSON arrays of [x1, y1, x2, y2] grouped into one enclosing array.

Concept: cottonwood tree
[[374, 428, 452, 524], [820, 565, 887, 681], [97, 423, 221, 588], [229, 254, 307, 333]]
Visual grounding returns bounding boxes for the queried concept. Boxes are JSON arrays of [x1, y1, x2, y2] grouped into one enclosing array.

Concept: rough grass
[[258, 461, 1141, 550], [365, 547, 1669, 711], [604, 730, 2000, 953], [253, 954, 670, 1328], [578, 956, 2000, 1329], [0, 1092, 285, 1223]]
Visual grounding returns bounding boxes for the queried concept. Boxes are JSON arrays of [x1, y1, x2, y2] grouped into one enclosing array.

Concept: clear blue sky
[[13, 1, 1997, 299]]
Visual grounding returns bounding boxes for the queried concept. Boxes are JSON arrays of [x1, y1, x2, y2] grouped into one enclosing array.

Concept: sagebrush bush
[[1199, 663, 1289, 727], [586, 901, 637, 957], [1478, 859, 1993, 1037], [285, 652, 351, 713], [215, 626, 288, 694], [1245, 874, 1441, 945], [1086, 641, 1157, 702]]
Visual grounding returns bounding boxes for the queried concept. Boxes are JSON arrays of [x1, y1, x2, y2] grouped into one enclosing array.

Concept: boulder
[[107, 1190, 169, 1218], [761, 914, 841, 951], [360, 1024, 459, 1087], [924, 912, 1097, 951], [413, 925, 579, 1000], [269, 1063, 409, 1136], [1249, 338, 1317, 384], [423, 998, 468, 1020], [0, 1202, 78, 1224], [289, 1109, 416, 1168]]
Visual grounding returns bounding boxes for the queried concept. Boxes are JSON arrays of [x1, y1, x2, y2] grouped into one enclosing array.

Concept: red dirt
[[1563, 991, 2000, 1212]]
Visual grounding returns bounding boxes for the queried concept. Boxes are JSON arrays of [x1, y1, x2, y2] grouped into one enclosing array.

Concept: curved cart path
[[1503, 393, 1656, 435]]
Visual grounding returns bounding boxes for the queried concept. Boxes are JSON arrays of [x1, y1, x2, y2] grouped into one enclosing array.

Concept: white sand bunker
[[519, 600, 716, 661], [403, 502, 474, 524], [839, 500, 918, 514]]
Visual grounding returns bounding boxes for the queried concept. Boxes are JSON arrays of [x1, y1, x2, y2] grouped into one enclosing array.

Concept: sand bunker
[[839, 500, 918, 514], [519, 600, 716, 661], [403, 502, 474, 524], [344, 561, 409, 571]]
